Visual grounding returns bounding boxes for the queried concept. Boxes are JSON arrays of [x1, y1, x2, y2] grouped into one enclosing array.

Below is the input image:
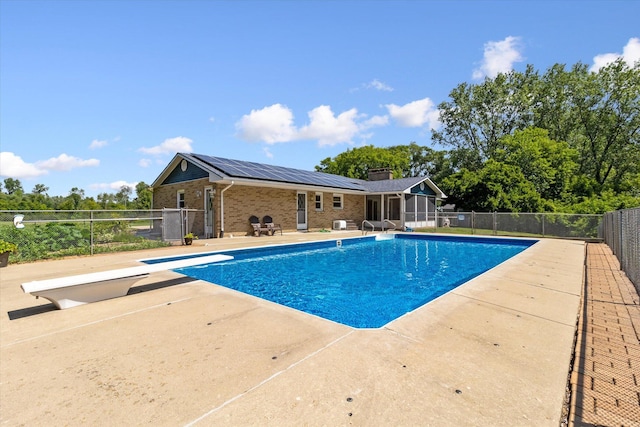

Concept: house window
[[332, 194, 343, 209], [315, 192, 323, 211], [177, 190, 185, 208]]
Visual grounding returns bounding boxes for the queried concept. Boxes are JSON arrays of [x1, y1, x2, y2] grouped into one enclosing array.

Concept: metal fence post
[[542, 213, 545, 237], [618, 210, 624, 264], [471, 211, 475, 234], [493, 211, 497, 235], [90, 211, 94, 256]]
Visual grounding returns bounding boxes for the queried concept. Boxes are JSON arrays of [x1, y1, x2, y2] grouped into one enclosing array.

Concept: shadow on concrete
[[7, 303, 57, 320], [7, 276, 197, 320]]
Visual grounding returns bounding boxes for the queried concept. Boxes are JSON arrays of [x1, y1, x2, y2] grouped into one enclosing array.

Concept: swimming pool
[[149, 234, 536, 328]]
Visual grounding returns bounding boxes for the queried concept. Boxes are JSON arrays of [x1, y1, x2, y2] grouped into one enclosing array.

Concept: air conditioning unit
[[333, 220, 347, 230]]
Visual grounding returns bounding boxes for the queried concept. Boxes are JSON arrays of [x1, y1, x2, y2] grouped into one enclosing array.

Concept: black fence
[[601, 207, 640, 293]]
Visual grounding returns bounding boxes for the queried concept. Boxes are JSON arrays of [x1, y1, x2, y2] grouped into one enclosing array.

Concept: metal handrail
[[382, 219, 396, 233], [362, 220, 375, 235]]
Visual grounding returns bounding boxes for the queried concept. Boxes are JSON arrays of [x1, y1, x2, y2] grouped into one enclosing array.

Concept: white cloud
[[366, 79, 394, 92], [139, 136, 194, 155], [262, 147, 274, 159], [35, 153, 100, 171], [0, 152, 47, 179], [298, 106, 363, 147], [350, 78, 394, 93], [236, 103, 390, 147], [90, 180, 138, 192], [385, 98, 440, 129], [473, 36, 524, 80], [235, 104, 296, 143], [89, 139, 108, 149], [360, 115, 390, 130], [0, 152, 99, 179], [591, 37, 640, 72], [139, 158, 152, 168]]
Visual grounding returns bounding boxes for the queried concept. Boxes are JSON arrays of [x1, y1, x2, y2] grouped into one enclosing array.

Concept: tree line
[[0, 179, 152, 210], [2, 60, 637, 214], [316, 60, 639, 214]]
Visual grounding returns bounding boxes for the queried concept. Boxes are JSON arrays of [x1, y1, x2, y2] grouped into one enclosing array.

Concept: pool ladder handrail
[[362, 220, 375, 235], [382, 219, 397, 233]]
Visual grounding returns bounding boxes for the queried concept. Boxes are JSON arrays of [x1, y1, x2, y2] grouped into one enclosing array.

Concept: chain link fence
[[0, 210, 176, 263], [601, 207, 640, 293], [436, 211, 602, 239], [0, 209, 610, 264]]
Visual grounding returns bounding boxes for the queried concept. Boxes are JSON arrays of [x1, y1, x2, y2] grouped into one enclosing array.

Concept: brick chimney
[[368, 168, 393, 181]]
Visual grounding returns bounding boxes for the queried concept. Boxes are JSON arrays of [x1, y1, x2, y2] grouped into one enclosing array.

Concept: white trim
[[297, 191, 308, 230], [332, 193, 344, 210], [177, 190, 185, 208], [314, 192, 323, 211]]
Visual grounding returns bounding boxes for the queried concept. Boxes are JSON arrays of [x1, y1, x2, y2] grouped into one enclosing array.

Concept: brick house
[[150, 153, 446, 238]]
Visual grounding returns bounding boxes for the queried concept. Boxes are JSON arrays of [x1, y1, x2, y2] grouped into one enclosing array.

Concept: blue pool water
[[163, 234, 536, 328]]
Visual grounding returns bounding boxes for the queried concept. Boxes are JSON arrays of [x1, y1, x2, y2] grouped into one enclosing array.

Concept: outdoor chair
[[249, 215, 270, 237], [262, 215, 282, 236]]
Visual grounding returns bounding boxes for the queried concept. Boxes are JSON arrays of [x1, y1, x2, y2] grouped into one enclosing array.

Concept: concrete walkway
[[568, 243, 640, 427], [1, 233, 585, 426]]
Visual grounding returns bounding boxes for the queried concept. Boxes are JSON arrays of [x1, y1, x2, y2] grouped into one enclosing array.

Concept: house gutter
[[219, 181, 234, 238]]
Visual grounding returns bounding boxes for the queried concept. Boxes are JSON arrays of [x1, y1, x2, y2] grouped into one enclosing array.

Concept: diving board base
[[21, 253, 233, 310], [32, 274, 150, 309]]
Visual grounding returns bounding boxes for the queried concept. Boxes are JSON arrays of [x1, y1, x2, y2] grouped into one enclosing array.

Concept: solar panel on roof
[[191, 154, 366, 191]]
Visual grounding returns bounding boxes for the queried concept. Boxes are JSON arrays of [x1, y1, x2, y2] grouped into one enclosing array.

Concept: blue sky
[[1, 0, 638, 198]]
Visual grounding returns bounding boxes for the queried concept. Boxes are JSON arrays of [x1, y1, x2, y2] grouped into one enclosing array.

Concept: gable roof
[[152, 153, 445, 198]]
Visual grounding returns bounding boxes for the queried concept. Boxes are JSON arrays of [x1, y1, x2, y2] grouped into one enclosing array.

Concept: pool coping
[[0, 232, 584, 426]]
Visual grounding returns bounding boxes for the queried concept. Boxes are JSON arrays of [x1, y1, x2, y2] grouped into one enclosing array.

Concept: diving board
[[21, 254, 233, 310]]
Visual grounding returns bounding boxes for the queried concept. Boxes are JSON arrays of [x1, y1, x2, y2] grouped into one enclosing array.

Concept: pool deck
[[568, 243, 640, 427], [0, 232, 598, 425]]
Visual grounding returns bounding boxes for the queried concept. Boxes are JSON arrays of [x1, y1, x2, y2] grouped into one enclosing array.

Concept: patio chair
[[262, 215, 282, 236], [249, 215, 270, 237]]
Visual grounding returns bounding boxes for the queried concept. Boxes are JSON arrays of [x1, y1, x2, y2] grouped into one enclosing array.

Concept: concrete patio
[[1, 232, 586, 426]]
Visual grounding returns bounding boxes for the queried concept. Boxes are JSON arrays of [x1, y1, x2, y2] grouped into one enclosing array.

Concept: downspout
[[219, 181, 234, 238]]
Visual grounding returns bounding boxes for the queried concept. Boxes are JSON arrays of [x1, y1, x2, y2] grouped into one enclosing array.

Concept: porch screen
[[428, 198, 436, 221], [417, 196, 427, 221], [405, 195, 416, 221]]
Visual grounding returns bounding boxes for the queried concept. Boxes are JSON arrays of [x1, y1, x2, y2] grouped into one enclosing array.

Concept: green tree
[[494, 128, 578, 201], [32, 184, 49, 195], [58, 187, 85, 210], [3, 178, 24, 195], [134, 182, 152, 209], [97, 192, 116, 209], [315, 145, 409, 179], [432, 66, 538, 168], [115, 185, 132, 208], [567, 60, 639, 191], [442, 159, 545, 212], [533, 61, 640, 193], [387, 142, 454, 182]]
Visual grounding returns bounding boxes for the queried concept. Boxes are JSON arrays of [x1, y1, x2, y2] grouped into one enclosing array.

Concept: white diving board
[[21, 254, 233, 310]]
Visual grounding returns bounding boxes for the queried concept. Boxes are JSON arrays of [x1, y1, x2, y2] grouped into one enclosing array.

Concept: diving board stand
[[21, 254, 233, 310]]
